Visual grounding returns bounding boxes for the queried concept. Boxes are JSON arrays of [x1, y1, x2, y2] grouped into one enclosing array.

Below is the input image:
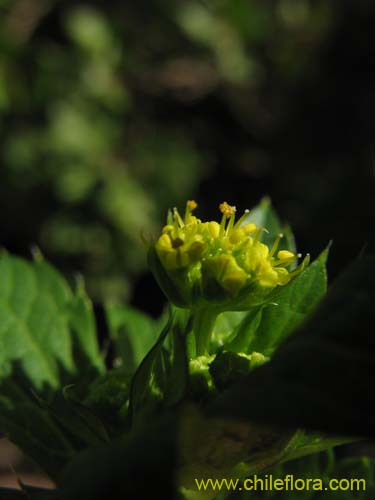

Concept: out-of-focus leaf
[[83, 367, 131, 430], [0, 254, 104, 391], [227, 247, 328, 355], [246, 197, 282, 245], [242, 198, 297, 266], [68, 278, 105, 379], [279, 431, 356, 465], [105, 304, 159, 372], [65, 6, 117, 56], [59, 415, 180, 500], [0, 255, 73, 391], [0, 380, 75, 480], [29, 388, 110, 449], [0, 254, 104, 478], [208, 255, 375, 437]]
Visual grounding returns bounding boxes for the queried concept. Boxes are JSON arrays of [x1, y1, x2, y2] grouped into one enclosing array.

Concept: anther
[[219, 201, 236, 218], [185, 200, 198, 221]]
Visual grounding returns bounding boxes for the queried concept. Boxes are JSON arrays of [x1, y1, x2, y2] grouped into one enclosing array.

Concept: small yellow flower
[[150, 200, 309, 310]]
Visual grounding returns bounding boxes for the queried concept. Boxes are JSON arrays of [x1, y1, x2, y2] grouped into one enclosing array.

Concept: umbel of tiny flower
[[148, 200, 310, 312]]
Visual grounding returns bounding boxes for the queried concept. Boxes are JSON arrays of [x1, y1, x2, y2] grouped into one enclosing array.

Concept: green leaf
[[127, 311, 173, 424], [246, 197, 282, 247], [209, 255, 375, 437], [227, 247, 328, 355], [225, 307, 263, 353], [0, 255, 73, 391], [105, 304, 160, 372], [245, 197, 296, 252], [30, 388, 110, 448], [83, 367, 131, 429], [279, 431, 357, 465], [0, 254, 104, 392], [0, 254, 104, 478], [128, 306, 191, 424], [68, 278, 105, 379], [210, 311, 247, 352], [0, 381, 75, 479]]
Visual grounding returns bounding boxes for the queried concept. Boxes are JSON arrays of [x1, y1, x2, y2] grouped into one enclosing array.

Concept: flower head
[[149, 201, 309, 310]]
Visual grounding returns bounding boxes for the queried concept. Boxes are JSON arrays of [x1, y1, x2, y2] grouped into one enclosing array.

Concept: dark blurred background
[[1, 0, 375, 315]]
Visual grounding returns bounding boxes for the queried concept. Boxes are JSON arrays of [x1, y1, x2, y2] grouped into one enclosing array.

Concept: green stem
[[193, 308, 218, 356]]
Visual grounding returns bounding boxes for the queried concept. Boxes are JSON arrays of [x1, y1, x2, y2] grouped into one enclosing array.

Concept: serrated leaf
[[0, 256, 73, 391], [0, 254, 104, 479], [0, 255, 104, 392], [0, 381, 75, 479]]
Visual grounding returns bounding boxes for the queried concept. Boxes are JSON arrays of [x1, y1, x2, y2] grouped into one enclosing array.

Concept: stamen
[[225, 212, 236, 236], [219, 201, 236, 237], [219, 201, 236, 218], [187, 200, 197, 211], [185, 200, 198, 221], [288, 254, 310, 276], [253, 227, 267, 244], [219, 213, 227, 237], [173, 207, 184, 228], [167, 209, 173, 226], [234, 209, 250, 229], [269, 233, 284, 257]]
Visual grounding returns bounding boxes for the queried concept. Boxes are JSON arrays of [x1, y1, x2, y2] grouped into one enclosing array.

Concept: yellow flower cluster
[[153, 200, 309, 309]]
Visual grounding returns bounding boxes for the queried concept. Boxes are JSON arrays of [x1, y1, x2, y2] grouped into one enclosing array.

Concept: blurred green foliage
[[0, 1, 207, 301]]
